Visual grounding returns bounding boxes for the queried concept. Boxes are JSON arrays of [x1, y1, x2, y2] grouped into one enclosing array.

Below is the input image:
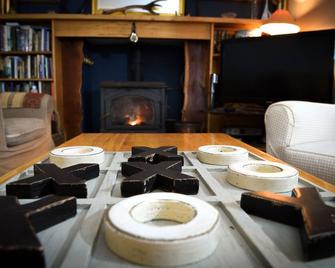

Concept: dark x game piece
[[6, 163, 99, 198], [0, 195, 76, 268], [121, 161, 199, 197], [240, 187, 335, 260], [129, 146, 184, 164]]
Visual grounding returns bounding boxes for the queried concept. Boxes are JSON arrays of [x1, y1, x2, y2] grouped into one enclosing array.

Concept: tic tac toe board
[[1, 151, 335, 268]]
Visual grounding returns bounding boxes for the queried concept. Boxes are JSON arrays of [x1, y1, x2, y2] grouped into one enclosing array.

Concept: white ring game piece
[[104, 193, 220, 266], [227, 160, 299, 192], [49, 146, 105, 168], [197, 145, 248, 165]]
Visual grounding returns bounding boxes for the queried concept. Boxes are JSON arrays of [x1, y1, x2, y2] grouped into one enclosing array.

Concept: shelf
[[0, 51, 52, 55], [0, 14, 262, 24], [0, 78, 53, 82]]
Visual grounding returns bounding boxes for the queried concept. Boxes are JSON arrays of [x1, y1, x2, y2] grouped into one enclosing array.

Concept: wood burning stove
[[100, 81, 167, 132]]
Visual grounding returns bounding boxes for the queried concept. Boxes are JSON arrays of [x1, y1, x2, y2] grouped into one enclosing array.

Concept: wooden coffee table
[[1, 133, 334, 192], [1, 133, 335, 267]]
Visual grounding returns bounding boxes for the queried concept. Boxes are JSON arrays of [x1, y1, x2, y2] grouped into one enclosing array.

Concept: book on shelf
[[0, 81, 51, 94], [0, 23, 51, 52], [0, 0, 11, 14], [0, 22, 53, 94], [0, 54, 52, 79]]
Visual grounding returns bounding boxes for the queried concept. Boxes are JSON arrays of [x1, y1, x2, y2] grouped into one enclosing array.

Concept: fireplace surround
[[49, 15, 262, 138], [100, 81, 167, 132]]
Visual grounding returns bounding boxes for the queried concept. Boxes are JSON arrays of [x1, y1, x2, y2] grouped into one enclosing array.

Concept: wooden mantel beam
[[53, 20, 212, 40], [0, 14, 262, 40]]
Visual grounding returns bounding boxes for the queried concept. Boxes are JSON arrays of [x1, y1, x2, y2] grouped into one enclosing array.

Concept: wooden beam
[[182, 41, 209, 130], [54, 20, 211, 40], [60, 39, 84, 140], [52, 22, 63, 134], [0, 13, 262, 27]]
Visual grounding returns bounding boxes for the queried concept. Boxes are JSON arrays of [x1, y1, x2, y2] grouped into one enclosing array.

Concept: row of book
[[0, 55, 52, 79], [0, 23, 51, 52], [214, 30, 235, 53], [0, 81, 51, 94]]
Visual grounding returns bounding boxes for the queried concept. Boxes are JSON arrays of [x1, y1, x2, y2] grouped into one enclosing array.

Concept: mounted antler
[[102, 0, 166, 15]]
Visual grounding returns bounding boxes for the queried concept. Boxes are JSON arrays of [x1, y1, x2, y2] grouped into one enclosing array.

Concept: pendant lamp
[[260, 1, 300, 35]]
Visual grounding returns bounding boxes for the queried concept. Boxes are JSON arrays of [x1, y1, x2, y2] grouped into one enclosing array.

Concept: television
[[217, 29, 335, 106]]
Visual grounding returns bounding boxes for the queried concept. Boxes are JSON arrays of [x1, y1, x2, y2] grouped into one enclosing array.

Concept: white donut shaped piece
[[104, 192, 220, 267], [49, 146, 105, 168], [227, 160, 299, 192], [197, 145, 248, 165]]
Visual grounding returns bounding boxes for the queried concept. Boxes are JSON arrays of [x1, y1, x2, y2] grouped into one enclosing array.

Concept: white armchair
[[265, 101, 335, 185]]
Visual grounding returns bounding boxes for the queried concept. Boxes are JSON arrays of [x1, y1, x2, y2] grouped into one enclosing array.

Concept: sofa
[[0, 92, 55, 176], [265, 101, 335, 185]]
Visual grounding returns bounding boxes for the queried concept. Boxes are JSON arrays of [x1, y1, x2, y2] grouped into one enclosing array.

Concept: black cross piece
[[121, 161, 199, 197], [129, 146, 184, 164], [6, 163, 99, 198], [240, 187, 335, 260], [0, 195, 76, 268]]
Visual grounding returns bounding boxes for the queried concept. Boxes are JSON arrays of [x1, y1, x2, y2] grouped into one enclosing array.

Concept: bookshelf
[[0, 21, 52, 93]]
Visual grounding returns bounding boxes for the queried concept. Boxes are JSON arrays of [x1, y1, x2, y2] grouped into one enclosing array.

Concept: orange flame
[[127, 115, 143, 126]]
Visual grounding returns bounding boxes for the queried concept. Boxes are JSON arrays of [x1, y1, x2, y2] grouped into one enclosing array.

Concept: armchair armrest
[[265, 101, 335, 158]]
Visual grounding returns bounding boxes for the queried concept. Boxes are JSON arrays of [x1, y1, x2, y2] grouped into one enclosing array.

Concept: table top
[[1, 133, 334, 192]]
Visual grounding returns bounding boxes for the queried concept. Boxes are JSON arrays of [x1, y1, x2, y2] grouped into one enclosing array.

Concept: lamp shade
[[260, 9, 300, 35]]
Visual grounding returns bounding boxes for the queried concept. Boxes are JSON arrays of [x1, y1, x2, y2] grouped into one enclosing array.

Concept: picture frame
[[92, 0, 185, 16]]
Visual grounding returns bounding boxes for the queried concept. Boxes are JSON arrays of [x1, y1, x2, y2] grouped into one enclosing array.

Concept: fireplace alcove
[[53, 16, 261, 139], [81, 39, 184, 133]]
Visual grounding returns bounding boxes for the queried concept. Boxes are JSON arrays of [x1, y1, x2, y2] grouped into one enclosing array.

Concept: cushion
[[284, 141, 335, 185], [5, 118, 46, 147], [288, 141, 335, 158]]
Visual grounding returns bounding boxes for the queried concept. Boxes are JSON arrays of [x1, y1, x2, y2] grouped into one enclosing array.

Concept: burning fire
[[126, 114, 143, 126]]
